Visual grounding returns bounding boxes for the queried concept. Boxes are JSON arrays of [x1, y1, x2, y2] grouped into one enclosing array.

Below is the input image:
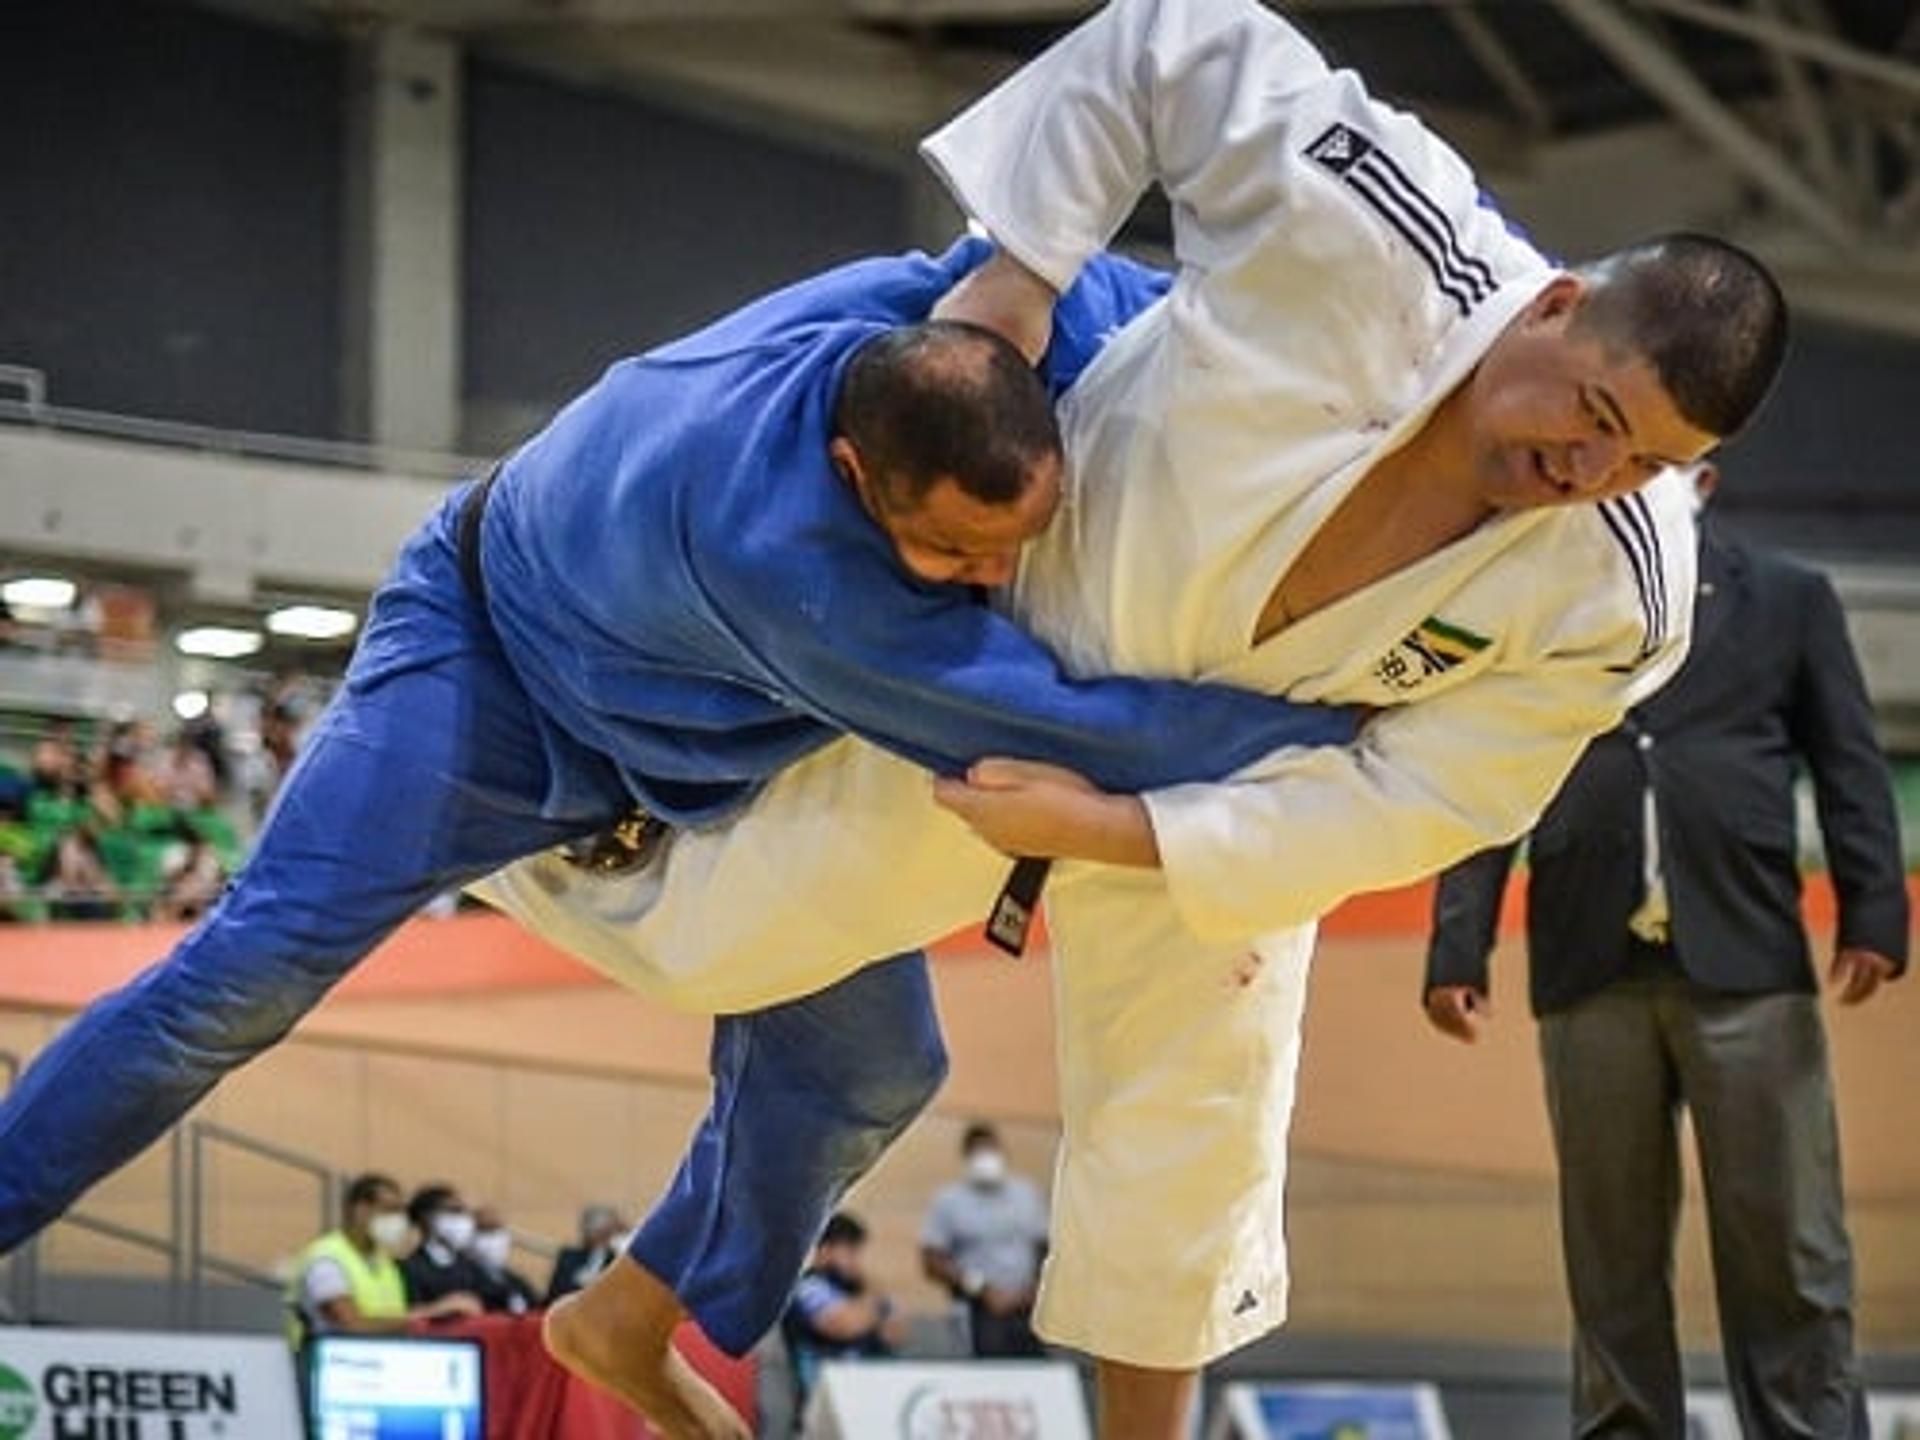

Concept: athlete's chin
[[1486, 447, 1577, 511]]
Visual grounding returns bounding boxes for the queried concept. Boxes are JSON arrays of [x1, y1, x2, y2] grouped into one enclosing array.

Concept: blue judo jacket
[[478, 238, 1352, 825]]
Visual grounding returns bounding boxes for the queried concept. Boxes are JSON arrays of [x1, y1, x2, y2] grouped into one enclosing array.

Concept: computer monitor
[[306, 1334, 485, 1440]]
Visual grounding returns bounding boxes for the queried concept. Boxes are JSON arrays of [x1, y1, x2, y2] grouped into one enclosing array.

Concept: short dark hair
[[407, 1182, 459, 1230], [836, 321, 1061, 511], [961, 1122, 1000, 1155], [344, 1172, 398, 1212], [818, 1211, 867, 1249], [1574, 234, 1788, 438]]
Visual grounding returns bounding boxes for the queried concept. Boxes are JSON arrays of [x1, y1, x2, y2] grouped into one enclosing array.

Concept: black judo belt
[[456, 467, 499, 605], [459, 465, 668, 877], [462, 464, 1044, 917], [984, 857, 1052, 958]]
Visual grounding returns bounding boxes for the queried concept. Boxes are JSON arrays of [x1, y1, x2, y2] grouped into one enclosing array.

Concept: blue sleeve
[[697, 535, 1356, 794], [1041, 252, 1172, 397]]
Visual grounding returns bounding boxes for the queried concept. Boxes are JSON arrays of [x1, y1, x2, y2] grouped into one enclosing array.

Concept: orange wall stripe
[[0, 874, 1904, 1010]]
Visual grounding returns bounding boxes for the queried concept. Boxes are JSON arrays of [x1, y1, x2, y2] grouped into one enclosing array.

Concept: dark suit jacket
[[545, 1243, 617, 1304], [400, 1243, 490, 1307], [1427, 530, 1909, 1016]]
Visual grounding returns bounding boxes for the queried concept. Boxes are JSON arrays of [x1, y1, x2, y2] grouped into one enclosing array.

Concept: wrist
[[960, 1268, 986, 1299], [1079, 794, 1158, 868]]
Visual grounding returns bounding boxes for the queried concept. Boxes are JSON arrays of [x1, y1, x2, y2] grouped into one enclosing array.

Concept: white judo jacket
[[481, 0, 1697, 1012]]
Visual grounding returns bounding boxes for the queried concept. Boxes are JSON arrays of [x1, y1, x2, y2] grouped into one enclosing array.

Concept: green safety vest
[[286, 1229, 408, 1348]]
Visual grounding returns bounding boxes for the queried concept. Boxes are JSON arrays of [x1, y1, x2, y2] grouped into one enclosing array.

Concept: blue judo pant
[[0, 488, 946, 1354]]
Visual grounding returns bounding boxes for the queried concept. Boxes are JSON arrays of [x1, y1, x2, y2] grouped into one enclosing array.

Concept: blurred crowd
[[0, 678, 336, 924], [0, 715, 239, 923], [294, 1123, 1053, 1430]]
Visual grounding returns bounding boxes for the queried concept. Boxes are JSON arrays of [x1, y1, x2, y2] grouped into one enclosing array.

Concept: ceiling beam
[[1551, 0, 1860, 249], [496, 18, 1013, 157], [1438, 3, 1554, 137], [1747, 0, 1847, 200], [847, 0, 1094, 18], [1634, 0, 1920, 101]]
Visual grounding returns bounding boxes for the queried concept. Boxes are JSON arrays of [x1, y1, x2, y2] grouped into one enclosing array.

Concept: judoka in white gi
[[506, 0, 1790, 1432]]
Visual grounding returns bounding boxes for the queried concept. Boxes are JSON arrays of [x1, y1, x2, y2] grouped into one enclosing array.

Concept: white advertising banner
[[1684, 1391, 1739, 1440], [0, 1327, 302, 1440], [804, 1360, 1091, 1439], [1870, 1393, 1920, 1439]]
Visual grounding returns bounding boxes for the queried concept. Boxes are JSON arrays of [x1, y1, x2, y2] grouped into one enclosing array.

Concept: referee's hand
[[1423, 985, 1490, 1044]]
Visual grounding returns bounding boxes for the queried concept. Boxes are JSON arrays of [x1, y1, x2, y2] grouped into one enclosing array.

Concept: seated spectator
[[286, 1173, 480, 1348], [781, 1213, 904, 1416], [469, 1205, 541, 1315], [179, 710, 232, 797], [920, 1122, 1049, 1358], [0, 855, 25, 924], [30, 720, 82, 798], [152, 732, 219, 812], [97, 719, 160, 812], [546, 1204, 627, 1303], [399, 1183, 490, 1311], [39, 827, 119, 922], [155, 827, 226, 923]]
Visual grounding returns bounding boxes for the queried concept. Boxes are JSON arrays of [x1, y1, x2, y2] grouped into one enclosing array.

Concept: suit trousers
[[1538, 972, 1866, 1439]]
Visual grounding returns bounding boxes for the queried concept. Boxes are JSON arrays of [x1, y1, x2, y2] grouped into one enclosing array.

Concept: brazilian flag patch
[[1374, 615, 1493, 692]]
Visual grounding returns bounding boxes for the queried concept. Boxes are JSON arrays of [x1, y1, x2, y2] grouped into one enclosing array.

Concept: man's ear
[[828, 435, 865, 488], [1527, 272, 1588, 327]]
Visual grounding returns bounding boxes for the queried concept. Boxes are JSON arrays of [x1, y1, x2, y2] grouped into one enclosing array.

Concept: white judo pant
[[474, 735, 1314, 1368]]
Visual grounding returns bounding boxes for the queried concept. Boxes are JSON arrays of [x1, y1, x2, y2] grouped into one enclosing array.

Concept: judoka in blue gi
[[0, 240, 1349, 1401]]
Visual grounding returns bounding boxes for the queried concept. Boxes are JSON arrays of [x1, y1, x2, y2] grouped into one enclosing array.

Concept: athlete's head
[[833, 321, 1063, 588], [1464, 234, 1787, 511]]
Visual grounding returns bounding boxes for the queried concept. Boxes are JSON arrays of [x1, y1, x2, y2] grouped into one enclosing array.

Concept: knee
[[843, 1026, 948, 1135], [903, 1027, 950, 1113], [137, 919, 344, 1060]]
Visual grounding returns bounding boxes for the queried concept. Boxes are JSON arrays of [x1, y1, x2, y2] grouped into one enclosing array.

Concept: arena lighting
[[265, 604, 358, 641], [172, 690, 210, 721], [176, 626, 264, 660], [1, 576, 77, 609]]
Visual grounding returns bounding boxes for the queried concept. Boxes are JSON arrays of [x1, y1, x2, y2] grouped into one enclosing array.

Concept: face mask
[[368, 1212, 411, 1254], [966, 1149, 1007, 1186], [432, 1211, 477, 1252], [471, 1229, 513, 1272]]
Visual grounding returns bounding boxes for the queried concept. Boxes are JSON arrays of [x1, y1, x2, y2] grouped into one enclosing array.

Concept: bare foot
[[544, 1263, 749, 1440]]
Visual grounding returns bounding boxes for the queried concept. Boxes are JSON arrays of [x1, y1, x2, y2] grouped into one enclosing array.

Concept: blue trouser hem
[[627, 951, 947, 1356]]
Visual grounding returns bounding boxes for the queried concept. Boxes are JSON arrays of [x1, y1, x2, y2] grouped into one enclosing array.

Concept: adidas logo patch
[[1233, 1290, 1261, 1317], [1305, 123, 1372, 173]]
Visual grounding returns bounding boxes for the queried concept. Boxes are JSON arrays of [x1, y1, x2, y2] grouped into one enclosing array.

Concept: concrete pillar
[[342, 26, 462, 454]]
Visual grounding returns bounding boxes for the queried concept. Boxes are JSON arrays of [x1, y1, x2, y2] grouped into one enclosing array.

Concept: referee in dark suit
[[1425, 469, 1908, 1440]]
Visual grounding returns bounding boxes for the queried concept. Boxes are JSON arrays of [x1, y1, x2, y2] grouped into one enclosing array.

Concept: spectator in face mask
[[546, 1204, 627, 1303], [286, 1173, 481, 1348], [920, 1122, 1049, 1357], [469, 1205, 541, 1315], [398, 1183, 489, 1314], [781, 1212, 905, 1415]]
